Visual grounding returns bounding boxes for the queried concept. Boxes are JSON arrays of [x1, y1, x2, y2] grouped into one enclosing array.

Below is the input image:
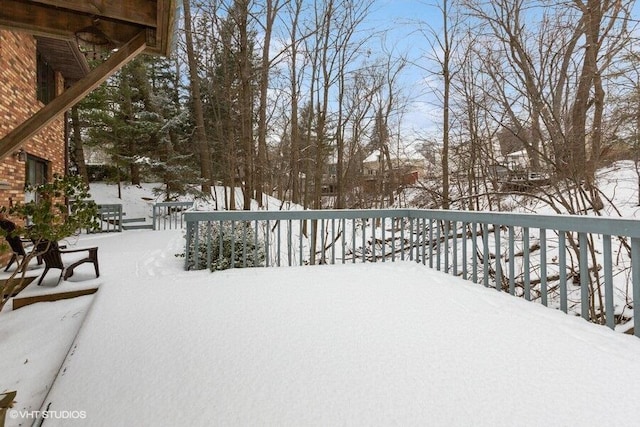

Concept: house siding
[[0, 30, 66, 209], [0, 30, 67, 267]]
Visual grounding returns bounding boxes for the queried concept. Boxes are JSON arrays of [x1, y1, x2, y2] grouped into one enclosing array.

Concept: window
[[26, 155, 48, 189], [24, 155, 49, 225], [36, 50, 56, 104]]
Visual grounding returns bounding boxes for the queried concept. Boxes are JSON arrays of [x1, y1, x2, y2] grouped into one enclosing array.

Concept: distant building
[[362, 150, 428, 193], [504, 150, 529, 173]]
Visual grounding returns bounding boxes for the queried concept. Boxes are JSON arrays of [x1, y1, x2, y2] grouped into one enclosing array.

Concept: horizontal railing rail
[[184, 208, 640, 337], [153, 201, 194, 230]]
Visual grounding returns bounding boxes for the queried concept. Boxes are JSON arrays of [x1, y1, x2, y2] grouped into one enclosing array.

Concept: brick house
[[0, 1, 176, 266], [0, 30, 89, 209]]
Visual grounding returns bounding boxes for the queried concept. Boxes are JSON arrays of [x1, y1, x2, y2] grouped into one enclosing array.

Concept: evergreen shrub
[[185, 221, 266, 271]]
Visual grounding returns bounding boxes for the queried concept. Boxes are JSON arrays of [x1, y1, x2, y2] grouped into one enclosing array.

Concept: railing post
[[152, 204, 157, 230], [444, 220, 450, 274], [471, 222, 477, 284], [461, 222, 467, 279], [559, 232, 568, 313], [632, 238, 640, 338], [184, 221, 193, 270], [409, 217, 414, 261], [436, 221, 441, 271], [452, 221, 457, 276], [193, 222, 200, 270], [603, 235, 614, 329], [206, 221, 212, 270], [540, 228, 547, 306], [494, 224, 501, 291], [265, 220, 270, 267], [381, 217, 386, 261], [508, 226, 515, 295], [400, 217, 405, 261], [579, 233, 589, 321], [523, 227, 530, 300], [482, 224, 489, 287]]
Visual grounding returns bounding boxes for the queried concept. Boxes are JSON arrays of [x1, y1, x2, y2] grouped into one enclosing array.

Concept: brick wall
[[0, 30, 67, 266], [0, 30, 66, 210]]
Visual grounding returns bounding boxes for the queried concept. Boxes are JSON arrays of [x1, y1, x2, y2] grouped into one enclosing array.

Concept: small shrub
[[184, 221, 266, 271], [0, 174, 98, 311]]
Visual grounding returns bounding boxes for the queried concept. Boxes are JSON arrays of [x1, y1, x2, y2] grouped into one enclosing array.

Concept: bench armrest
[[59, 247, 97, 254]]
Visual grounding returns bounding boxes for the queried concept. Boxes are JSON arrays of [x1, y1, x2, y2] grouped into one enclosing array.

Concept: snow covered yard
[[2, 228, 640, 426]]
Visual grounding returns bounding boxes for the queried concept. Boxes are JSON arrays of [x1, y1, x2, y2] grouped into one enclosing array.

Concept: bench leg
[[37, 267, 50, 286], [4, 254, 17, 272], [63, 259, 99, 280]]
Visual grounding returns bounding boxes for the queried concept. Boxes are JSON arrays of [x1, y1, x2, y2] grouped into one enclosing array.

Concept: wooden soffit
[[35, 36, 90, 84], [0, 0, 176, 56]]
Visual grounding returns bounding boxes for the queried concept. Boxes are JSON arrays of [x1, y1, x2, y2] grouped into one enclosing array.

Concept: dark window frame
[[25, 154, 49, 189]]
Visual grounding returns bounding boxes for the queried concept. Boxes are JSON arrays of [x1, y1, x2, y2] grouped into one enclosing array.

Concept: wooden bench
[[3, 235, 43, 272], [36, 241, 100, 286]]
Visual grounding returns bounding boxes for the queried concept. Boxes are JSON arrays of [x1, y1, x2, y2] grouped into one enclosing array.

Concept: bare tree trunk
[[183, 0, 212, 194], [70, 105, 89, 185], [441, 0, 452, 209], [287, 0, 304, 205], [233, 0, 254, 210], [256, 0, 280, 207], [119, 70, 141, 185]]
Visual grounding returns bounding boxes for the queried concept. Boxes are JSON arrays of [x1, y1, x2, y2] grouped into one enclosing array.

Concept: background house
[[362, 150, 428, 193]]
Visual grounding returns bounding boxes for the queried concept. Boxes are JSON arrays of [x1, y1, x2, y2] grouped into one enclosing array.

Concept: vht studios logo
[[9, 409, 87, 420]]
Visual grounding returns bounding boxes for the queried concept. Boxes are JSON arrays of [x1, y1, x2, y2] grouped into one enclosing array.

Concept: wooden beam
[[156, 0, 177, 57], [0, 276, 36, 298], [27, 0, 157, 27], [12, 287, 98, 310], [0, 31, 147, 160]]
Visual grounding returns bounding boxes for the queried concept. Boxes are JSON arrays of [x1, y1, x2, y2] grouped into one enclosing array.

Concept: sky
[[365, 0, 444, 141]]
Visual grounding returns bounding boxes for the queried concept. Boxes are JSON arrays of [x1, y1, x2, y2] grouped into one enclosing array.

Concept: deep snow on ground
[[0, 295, 92, 421], [30, 231, 640, 426], [2, 164, 640, 425]]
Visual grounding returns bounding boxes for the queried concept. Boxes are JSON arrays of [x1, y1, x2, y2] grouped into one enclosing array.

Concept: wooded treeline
[[69, 0, 640, 214]]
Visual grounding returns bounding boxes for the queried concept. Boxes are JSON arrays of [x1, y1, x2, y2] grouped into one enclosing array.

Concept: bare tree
[[70, 105, 89, 185], [183, 0, 212, 194], [331, 0, 375, 209], [417, 0, 463, 209], [255, 0, 283, 206], [458, 0, 636, 323]]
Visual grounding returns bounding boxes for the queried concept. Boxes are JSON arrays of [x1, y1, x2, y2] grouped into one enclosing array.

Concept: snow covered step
[[121, 217, 146, 224], [122, 223, 154, 231]]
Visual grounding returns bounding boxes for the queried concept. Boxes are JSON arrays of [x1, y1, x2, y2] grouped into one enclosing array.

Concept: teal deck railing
[[184, 209, 640, 337], [86, 201, 193, 232], [152, 201, 194, 230], [93, 204, 123, 232]]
